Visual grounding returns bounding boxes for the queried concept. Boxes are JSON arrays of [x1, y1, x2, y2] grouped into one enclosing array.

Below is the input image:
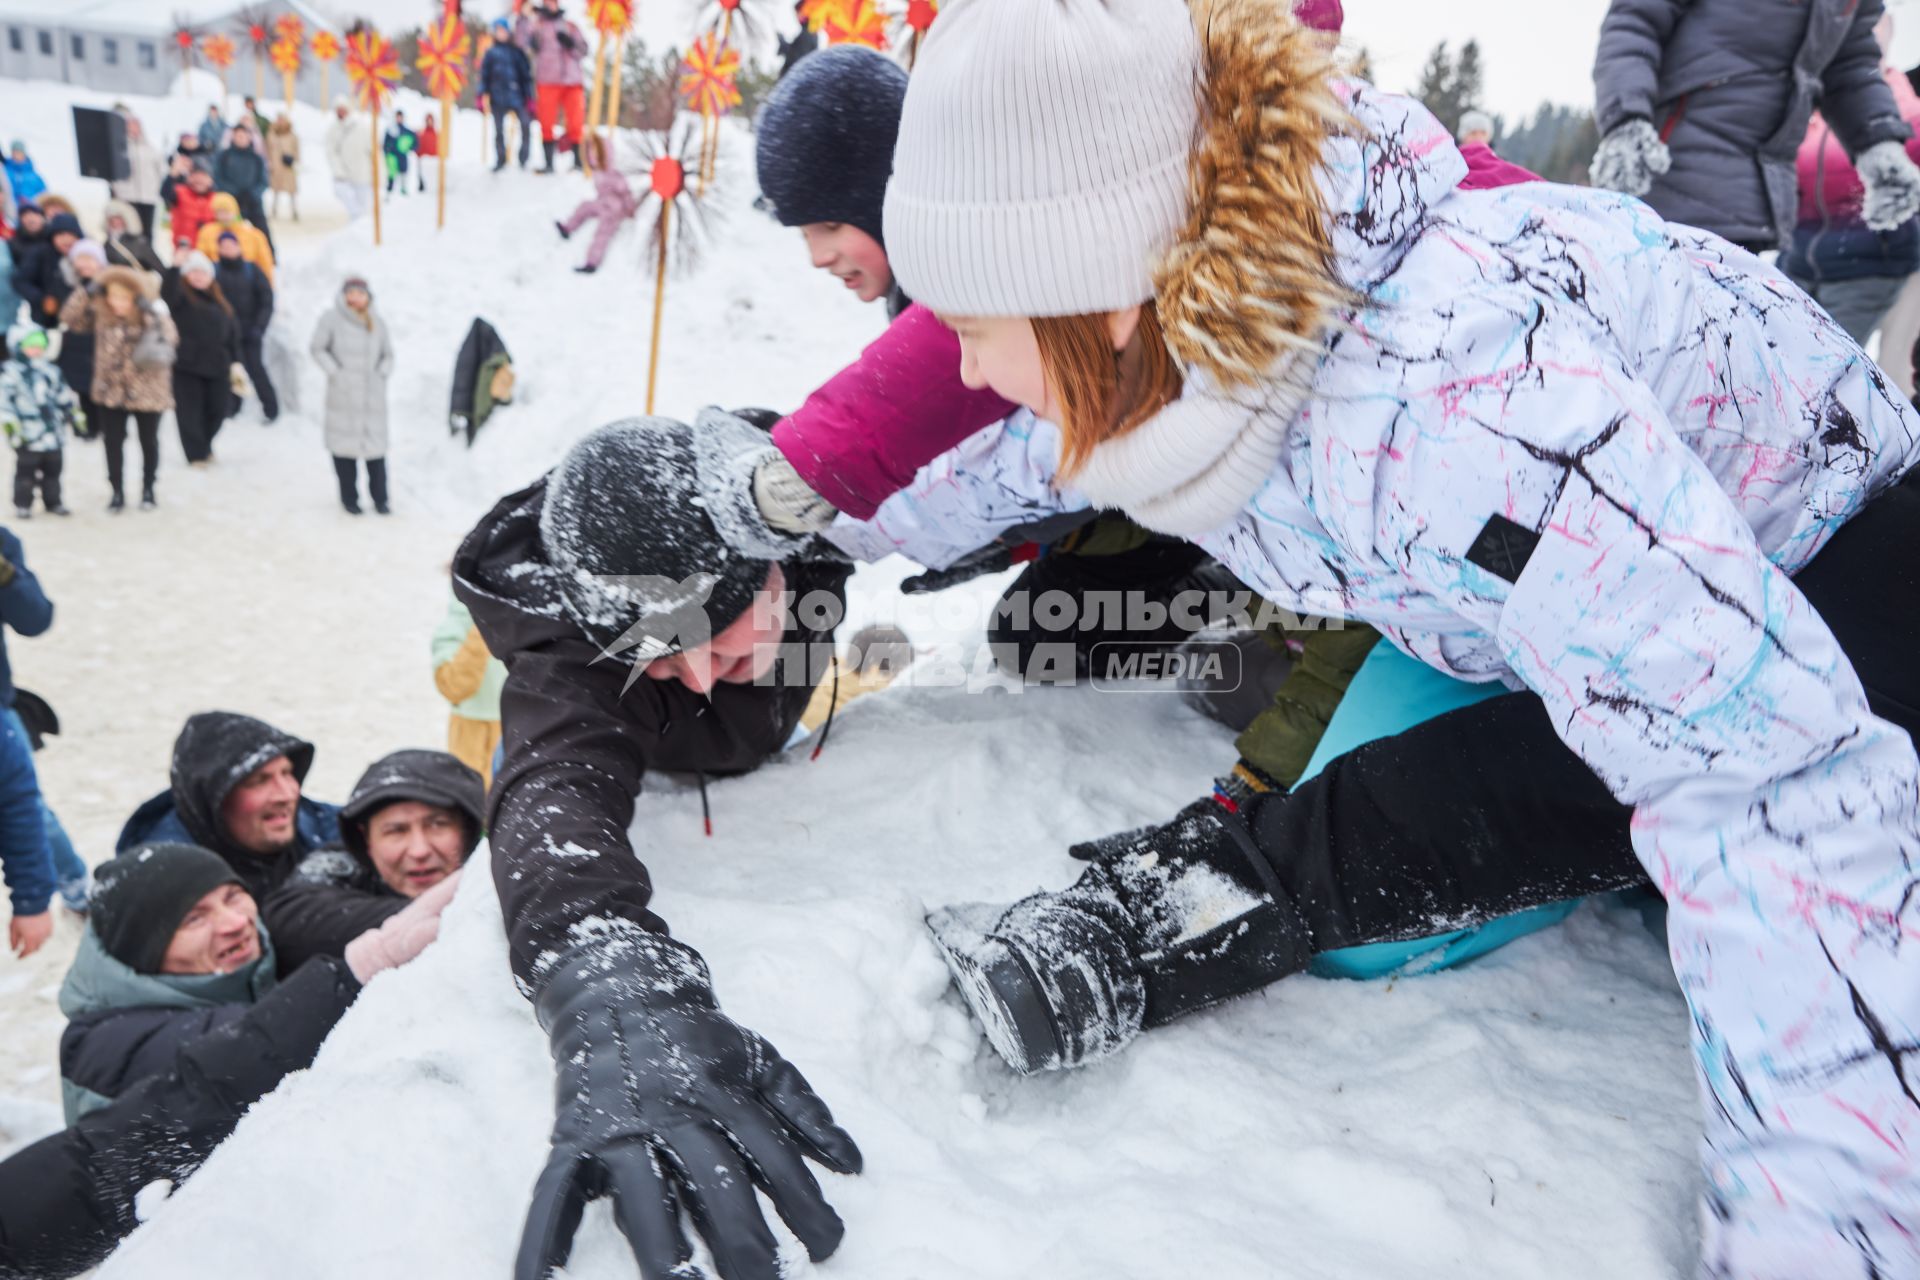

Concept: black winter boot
[[539, 140, 556, 174], [928, 795, 1312, 1074], [107, 487, 124, 513], [555, 219, 572, 241], [139, 484, 156, 511]]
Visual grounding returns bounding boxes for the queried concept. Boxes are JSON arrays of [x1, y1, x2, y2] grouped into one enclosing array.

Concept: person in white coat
[[107, 110, 165, 241], [323, 99, 371, 221], [308, 275, 391, 515], [867, 0, 1920, 1274]]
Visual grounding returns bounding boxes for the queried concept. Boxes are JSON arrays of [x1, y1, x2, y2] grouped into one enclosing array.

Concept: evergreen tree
[[1449, 40, 1484, 135], [1415, 41, 1457, 131]]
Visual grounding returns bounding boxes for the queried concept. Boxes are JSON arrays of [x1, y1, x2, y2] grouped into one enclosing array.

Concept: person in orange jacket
[[430, 594, 504, 789], [193, 193, 273, 286]]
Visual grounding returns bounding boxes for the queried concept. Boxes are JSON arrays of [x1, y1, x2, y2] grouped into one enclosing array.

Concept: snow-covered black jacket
[[453, 476, 852, 989], [115, 712, 342, 899], [479, 40, 534, 112], [0, 948, 359, 1280]]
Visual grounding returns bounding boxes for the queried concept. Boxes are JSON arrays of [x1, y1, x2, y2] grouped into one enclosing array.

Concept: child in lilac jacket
[[555, 139, 639, 274]]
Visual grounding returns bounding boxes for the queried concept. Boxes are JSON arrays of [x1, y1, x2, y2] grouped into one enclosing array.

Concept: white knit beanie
[[884, 0, 1199, 317]]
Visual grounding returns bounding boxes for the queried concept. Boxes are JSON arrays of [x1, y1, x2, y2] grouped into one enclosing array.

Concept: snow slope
[[0, 69, 1704, 1280]]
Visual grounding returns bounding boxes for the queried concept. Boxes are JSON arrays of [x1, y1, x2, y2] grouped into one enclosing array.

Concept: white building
[[0, 0, 341, 104]]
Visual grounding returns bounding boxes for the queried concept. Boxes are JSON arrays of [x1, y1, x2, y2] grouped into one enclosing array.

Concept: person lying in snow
[[116, 712, 342, 900], [263, 749, 485, 972], [459, 414, 1687, 1280], [553, 135, 636, 274], [872, 0, 1920, 1271], [0, 843, 455, 1279]]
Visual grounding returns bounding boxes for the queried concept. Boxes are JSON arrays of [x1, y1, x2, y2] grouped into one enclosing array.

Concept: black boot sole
[[928, 913, 1062, 1075]]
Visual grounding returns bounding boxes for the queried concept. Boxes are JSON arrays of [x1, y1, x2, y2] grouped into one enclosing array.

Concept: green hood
[[60, 924, 279, 1022]]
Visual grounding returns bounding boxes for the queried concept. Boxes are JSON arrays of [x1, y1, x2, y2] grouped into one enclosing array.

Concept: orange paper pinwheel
[[273, 14, 305, 44], [415, 15, 472, 100], [678, 33, 742, 118], [201, 33, 237, 69], [587, 0, 633, 34], [311, 30, 341, 63], [270, 35, 301, 73], [344, 29, 401, 111]]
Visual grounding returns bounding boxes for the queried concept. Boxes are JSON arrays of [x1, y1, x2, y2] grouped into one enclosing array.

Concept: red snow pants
[[534, 84, 585, 149]]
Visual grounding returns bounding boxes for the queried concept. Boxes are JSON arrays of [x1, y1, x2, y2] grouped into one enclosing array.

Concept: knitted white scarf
[[1072, 351, 1319, 537]]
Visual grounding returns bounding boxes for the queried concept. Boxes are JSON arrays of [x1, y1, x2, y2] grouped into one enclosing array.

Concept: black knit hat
[[539, 417, 775, 657], [91, 844, 244, 974], [339, 749, 486, 860], [755, 46, 908, 248], [46, 213, 83, 240]]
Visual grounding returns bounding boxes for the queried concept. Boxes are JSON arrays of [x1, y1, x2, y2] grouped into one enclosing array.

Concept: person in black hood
[[0, 843, 457, 1280], [263, 748, 484, 972], [115, 711, 342, 897], [211, 230, 277, 422], [453, 411, 864, 1280]]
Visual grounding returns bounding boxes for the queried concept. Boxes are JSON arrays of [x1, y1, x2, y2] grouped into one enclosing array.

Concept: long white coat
[[309, 297, 392, 459]]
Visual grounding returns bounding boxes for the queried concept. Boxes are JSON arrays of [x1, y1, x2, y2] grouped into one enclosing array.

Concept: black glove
[[727, 407, 784, 434], [900, 541, 1025, 594], [556, 28, 579, 53], [517, 931, 862, 1280]]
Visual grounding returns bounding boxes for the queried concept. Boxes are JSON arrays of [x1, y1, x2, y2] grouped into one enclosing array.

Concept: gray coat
[[1593, 0, 1911, 248], [309, 297, 393, 459]]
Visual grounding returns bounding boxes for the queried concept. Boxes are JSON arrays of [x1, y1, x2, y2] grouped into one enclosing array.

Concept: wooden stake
[[320, 62, 330, 108], [283, 69, 295, 109], [645, 202, 669, 414], [605, 34, 623, 133], [437, 92, 451, 229], [584, 34, 608, 175], [370, 106, 383, 246], [254, 49, 266, 101]]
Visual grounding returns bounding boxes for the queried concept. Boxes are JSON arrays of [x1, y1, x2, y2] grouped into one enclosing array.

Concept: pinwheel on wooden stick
[[270, 35, 302, 107], [345, 29, 402, 245], [311, 29, 341, 105], [634, 123, 713, 414], [899, 0, 937, 67], [171, 18, 201, 93], [415, 14, 472, 229], [201, 33, 236, 105], [799, 0, 889, 48], [679, 32, 740, 193], [583, 0, 632, 174], [239, 7, 273, 99]]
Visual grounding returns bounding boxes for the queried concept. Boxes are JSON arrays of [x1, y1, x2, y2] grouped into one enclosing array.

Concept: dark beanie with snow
[[539, 417, 776, 657], [755, 46, 907, 249], [91, 844, 244, 974]]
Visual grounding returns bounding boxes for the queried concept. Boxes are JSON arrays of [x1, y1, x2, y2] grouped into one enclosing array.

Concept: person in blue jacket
[[480, 19, 536, 172], [2, 143, 45, 206], [0, 524, 54, 955], [116, 712, 341, 899]]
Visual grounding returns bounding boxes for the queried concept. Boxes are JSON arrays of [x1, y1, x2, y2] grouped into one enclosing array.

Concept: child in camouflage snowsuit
[[0, 327, 81, 517]]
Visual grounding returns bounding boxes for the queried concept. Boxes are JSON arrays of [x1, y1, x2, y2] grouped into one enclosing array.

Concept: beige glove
[[228, 362, 250, 397], [344, 870, 461, 983], [751, 451, 838, 534]]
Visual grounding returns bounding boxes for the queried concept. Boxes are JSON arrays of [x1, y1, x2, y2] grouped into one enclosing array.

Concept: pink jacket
[[773, 305, 1014, 519], [774, 144, 1538, 521], [1794, 65, 1920, 224], [516, 11, 587, 88], [581, 168, 637, 222]]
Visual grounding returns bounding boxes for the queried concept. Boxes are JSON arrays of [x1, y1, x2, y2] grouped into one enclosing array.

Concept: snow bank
[[104, 679, 1700, 1279]]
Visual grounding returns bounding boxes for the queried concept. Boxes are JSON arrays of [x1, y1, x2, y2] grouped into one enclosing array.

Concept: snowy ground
[[0, 73, 1704, 1279]]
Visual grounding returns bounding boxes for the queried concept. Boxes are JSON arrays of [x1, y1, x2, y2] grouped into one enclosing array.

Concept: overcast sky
[[1344, 0, 1920, 122]]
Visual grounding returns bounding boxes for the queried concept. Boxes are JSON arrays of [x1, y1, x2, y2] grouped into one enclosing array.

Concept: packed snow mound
[[102, 675, 1700, 1279]]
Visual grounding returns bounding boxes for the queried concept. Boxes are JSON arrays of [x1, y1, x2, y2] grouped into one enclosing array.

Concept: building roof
[[0, 0, 338, 38]]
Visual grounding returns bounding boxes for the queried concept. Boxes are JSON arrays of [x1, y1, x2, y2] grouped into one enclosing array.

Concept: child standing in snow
[[553, 136, 636, 273], [382, 114, 418, 196], [0, 328, 80, 518], [880, 0, 1920, 1272]]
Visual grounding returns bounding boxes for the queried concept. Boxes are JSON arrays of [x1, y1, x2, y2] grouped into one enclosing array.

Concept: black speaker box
[[73, 106, 130, 182]]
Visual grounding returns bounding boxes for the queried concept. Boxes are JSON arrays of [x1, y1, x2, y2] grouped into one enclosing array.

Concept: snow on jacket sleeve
[[0, 955, 359, 1280], [1816, 1, 1914, 159], [823, 410, 1088, 569], [1590, 0, 1688, 132], [771, 304, 1017, 520], [1369, 306, 1920, 1275]]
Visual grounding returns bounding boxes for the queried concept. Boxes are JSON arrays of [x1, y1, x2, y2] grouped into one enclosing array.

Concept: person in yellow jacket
[[193, 194, 273, 286], [431, 594, 506, 789]]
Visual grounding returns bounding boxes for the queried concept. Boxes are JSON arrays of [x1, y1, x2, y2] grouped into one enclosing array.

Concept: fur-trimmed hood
[[1155, 0, 1465, 390]]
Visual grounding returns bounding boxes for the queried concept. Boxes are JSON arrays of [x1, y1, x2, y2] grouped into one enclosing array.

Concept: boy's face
[[801, 222, 892, 304], [18, 339, 48, 362]]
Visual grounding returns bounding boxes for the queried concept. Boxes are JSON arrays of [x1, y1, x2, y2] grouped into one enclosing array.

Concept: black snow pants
[[96, 408, 160, 497], [172, 370, 225, 463], [1227, 467, 1919, 964], [12, 449, 61, 512]]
